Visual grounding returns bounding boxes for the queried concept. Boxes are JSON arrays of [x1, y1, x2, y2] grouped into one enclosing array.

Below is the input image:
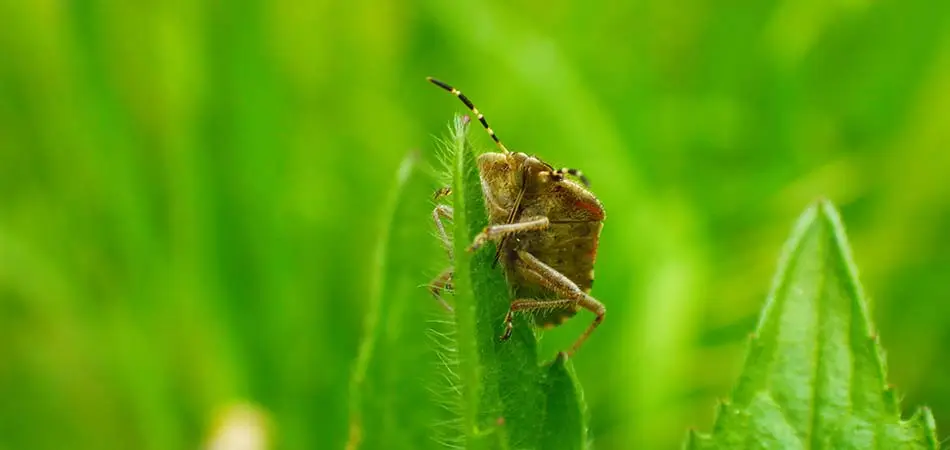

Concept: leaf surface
[[687, 200, 938, 450]]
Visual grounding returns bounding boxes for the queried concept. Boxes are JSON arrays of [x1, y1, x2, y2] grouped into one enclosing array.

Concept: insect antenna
[[427, 77, 511, 154]]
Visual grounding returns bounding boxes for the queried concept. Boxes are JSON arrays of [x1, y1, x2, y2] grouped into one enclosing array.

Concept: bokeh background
[[2, 0, 949, 448]]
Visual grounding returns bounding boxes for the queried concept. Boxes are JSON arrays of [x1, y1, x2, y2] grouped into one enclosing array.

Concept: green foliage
[[3, 0, 950, 448], [347, 152, 445, 449], [686, 201, 939, 449]]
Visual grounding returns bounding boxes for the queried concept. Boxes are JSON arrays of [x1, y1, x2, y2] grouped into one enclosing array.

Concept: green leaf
[[687, 200, 939, 449], [540, 354, 589, 450], [448, 115, 588, 450], [347, 152, 446, 450]]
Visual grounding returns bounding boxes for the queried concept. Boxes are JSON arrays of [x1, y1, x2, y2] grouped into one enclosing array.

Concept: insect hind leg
[[500, 298, 578, 340], [508, 250, 606, 356]]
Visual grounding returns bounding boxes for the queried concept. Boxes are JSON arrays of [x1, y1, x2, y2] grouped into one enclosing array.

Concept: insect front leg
[[429, 203, 456, 313], [432, 204, 454, 261], [468, 216, 550, 252], [506, 250, 606, 356], [433, 186, 452, 200]]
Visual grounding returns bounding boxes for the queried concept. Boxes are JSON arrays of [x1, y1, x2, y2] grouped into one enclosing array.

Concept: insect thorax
[[478, 152, 605, 296]]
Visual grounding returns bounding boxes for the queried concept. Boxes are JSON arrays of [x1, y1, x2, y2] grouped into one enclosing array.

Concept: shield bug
[[427, 76, 606, 356]]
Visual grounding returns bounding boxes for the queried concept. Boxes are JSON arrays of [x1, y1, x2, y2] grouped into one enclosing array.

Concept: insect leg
[[433, 186, 452, 200], [430, 205, 456, 312], [510, 250, 606, 356], [432, 204, 454, 261], [468, 216, 549, 252], [428, 266, 455, 312], [500, 298, 577, 340]]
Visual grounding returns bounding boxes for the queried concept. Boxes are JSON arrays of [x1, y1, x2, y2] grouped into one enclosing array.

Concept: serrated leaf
[[447, 115, 588, 449], [347, 153, 445, 450], [687, 200, 939, 449]]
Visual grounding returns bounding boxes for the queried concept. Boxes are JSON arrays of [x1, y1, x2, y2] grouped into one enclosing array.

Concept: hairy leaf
[[449, 115, 588, 450]]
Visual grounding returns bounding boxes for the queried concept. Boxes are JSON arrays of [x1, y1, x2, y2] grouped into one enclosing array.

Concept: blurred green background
[[2, 0, 949, 448]]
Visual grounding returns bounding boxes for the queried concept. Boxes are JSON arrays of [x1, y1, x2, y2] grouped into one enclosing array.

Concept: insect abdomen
[[503, 221, 600, 294]]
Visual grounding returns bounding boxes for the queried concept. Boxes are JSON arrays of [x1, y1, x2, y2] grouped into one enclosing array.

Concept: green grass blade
[[687, 200, 939, 449], [347, 152, 444, 450]]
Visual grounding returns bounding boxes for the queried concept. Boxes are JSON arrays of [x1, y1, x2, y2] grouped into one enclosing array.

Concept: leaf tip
[[714, 399, 731, 418], [798, 197, 845, 237], [918, 406, 938, 430], [685, 428, 699, 441], [546, 351, 578, 379], [452, 113, 471, 136], [684, 428, 709, 450], [814, 197, 844, 227], [813, 196, 834, 209], [908, 405, 940, 447]]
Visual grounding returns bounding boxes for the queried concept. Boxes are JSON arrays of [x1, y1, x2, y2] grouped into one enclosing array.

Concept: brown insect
[[427, 77, 606, 356]]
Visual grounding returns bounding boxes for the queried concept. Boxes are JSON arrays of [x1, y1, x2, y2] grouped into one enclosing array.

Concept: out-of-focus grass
[[1, 0, 949, 448]]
